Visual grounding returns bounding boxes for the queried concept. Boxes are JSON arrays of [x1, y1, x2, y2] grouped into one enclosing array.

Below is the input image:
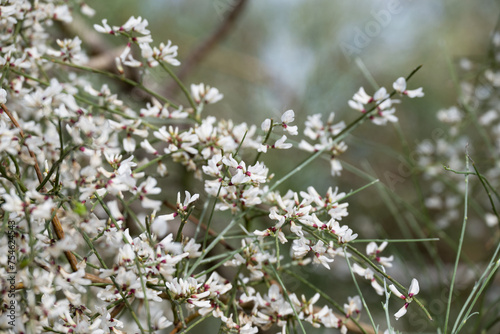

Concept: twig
[[163, 200, 234, 250], [166, 0, 248, 93], [169, 312, 200, 334]]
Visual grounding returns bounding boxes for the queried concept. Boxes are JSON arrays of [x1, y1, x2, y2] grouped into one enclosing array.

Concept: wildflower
[[389, 278, 420, 320], [351, 87, 373, 105], [151, 212, 176, 236], [259, 135, 293, 152], [393, 77, 424, 98], [366, 241, 393, 267], [80, 3, 96, 17], [94, 19, 114, 34], [343, 295, 362, 317], [140, 40, 180, 67], [261, 118, 271, 131], [177, 191, 199, 211], [191, 83, 223, 104], [114, 16, 150, 35], [47, 37, 84, 63], [281, 109, 298, 135], [348, 86, 399, 125], [311, 240, 334, 269]]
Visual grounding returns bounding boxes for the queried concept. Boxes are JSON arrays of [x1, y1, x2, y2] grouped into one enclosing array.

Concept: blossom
[[94, 19, 114, 34], [261, 118, 271, 131], [191, 83, 223, 104], [281, 109, 298, 135], [343, 295, 362, 317], [393, 77, 424, 98], [348, 86, 399, 125], [177, 191, 200, 211], [140, 40, 180, 67], [273, 135, 293, 149], [47, 36, 84, 63], [114, 16, 150, 35], [311, 240, 334, 269], [389, 278, 420, 320], [80, 3, 96, 17]]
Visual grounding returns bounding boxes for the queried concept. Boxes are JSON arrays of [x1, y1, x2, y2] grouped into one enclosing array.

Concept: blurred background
[[83, 1, 500, 332]]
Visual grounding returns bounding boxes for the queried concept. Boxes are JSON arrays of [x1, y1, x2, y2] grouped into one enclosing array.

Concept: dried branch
[[166, 0, 248, 94]]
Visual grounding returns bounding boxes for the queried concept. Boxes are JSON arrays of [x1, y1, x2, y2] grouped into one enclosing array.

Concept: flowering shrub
[[0, 2, 498, 334]]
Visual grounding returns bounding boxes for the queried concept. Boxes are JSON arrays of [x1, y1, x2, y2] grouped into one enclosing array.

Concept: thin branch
[[163, 200, 234, 251], [166, 0, 248, 93]]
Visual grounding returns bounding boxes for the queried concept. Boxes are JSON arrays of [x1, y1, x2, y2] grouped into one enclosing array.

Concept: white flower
[[115, 16, 150, 35], [140, 40, 180, 67], [366, 241, 388, 256], [281, 109, 298, 135], [94, 19, 114, 34], [177, 191, 199, 210], [352, 87, 372, 104], [373, 87, 389, 101], [272, 135, 293, 150], [53, 5, 72, 23], [394, 305, 408, 320], [389, 278, 420, 320], [80, 3, 96, 17], [151, 310, 172, 330], [479, 110, 498, 125], [311, 240, 334, 269], [151, 212, 176, 236], [47, 37, 83, 63], [393, 77, 424, 98], [191, 83, 223, 104], [344, 295, 362, 317], [338, 228, 357, 243], [261, 118, 271, 131]]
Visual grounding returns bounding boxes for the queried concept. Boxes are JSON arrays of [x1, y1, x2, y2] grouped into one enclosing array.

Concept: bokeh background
[[82, 1, 500, 332]]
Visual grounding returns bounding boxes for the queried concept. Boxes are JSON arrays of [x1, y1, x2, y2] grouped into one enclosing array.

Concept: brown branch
[[166, 0, 248, 93], [110, 301, 126, 319]]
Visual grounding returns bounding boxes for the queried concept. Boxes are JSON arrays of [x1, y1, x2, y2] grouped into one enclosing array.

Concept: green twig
[[444, 148, 470, 333]]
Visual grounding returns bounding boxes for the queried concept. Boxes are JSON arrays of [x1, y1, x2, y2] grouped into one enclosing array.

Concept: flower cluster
[[348, 77, 424, 125]]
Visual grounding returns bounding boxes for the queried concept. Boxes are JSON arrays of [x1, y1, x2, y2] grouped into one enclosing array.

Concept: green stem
[[159, 61, 197, 110], [44, 56, 178, 108], [187, 212, 245, 277], [344, 247, 379, 333], [269, 264, 307, 334], [79, 227, 145, 334], [36, 145, 80, 191], [444, 149, 470, 334]]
